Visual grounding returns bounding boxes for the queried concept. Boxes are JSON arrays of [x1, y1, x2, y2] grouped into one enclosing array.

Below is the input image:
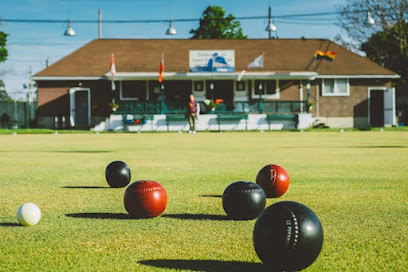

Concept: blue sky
[[0, 0, 346, 99]]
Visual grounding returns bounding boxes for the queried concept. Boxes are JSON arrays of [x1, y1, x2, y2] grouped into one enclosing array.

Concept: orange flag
[[110, 53, 116, 76], [110, 53, 116, 90], [158, 53, 164, 83]]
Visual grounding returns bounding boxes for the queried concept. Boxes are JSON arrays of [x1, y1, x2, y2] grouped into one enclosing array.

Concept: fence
[[115, 100, 308, 115], [0, 102, 37, 129]]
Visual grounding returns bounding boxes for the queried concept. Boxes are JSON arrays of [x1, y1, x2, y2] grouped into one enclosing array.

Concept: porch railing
[[115, 100, 308, 115]]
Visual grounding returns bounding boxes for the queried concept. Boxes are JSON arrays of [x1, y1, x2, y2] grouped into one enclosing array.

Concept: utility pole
[[98, 9, 102, 39], [28, 66, 34, 104], [28, 66, 36, 125], [268, 6, 272, 39]]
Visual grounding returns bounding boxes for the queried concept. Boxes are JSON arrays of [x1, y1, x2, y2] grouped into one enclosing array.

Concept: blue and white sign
[[189, 50, 235, 72]]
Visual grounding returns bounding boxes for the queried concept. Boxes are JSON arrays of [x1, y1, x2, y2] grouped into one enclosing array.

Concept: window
[[236, 80, 247, 92], [120, 81, 147, 100], [252, 80, 279, 99], [322, 79, 349, 96], [193, 80, 204, 92], [148, 81, 163, 101]]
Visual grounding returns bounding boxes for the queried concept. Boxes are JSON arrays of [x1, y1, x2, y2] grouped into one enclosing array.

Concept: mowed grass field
[[0, 131, 407, 272]]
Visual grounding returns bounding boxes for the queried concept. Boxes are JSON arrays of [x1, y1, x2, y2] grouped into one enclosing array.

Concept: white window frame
[[234, 80, 248, 92], [233, 80, 249, 102], [251, 79, 280, 99], [192, 80, 206, 101], [119, 80, 148, 101], [192, 80, 206, 93], [322, 78, 350, 96]]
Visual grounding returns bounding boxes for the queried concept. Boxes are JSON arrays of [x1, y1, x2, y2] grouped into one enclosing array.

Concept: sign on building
[[189, 50, 235, 72]]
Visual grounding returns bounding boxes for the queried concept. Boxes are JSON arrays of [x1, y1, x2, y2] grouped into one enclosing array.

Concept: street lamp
[[165, 20, 177, 35], [365, 11, 375, 25], [64, 20, 76, 36], [265, 6, 277, 39], [265, 19, 277, 32]]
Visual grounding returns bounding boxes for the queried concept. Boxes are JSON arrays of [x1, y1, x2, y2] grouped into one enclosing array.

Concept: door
[[70, 88, 90, 127], [383, 88, 396, 126], [370, 90, 384, 127], [75, 91, 89, 126]]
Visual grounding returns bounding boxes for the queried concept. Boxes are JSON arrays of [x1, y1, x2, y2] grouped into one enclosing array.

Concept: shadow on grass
[[199, 194, 222, 198], [66, 213, 132, 220], [0, 222, 23, 227], [50, 150, 112, 153], [0, 150, 112, 153], [139, 259, 264, 272], [349, 145, 407, 148], [61, 186, 110, 189], [162, 213, 229, 221]]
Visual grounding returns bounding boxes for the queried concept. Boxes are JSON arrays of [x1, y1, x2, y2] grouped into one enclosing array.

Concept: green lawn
[[0, 131, 407, 271]]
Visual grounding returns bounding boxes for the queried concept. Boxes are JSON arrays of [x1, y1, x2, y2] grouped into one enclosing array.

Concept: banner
[[189, 50, 235, 72]]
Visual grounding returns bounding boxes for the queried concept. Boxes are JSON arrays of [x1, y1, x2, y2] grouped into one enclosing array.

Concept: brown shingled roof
[[35, 39, 396, 77]]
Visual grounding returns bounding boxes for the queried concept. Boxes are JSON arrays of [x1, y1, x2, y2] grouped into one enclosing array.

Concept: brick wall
[[308, 79, 393, 118], [37, 87, 70, 116], [36, 80, 112, 118]]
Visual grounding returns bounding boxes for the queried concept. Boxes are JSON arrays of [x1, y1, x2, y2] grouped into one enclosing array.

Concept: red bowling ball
[[256, 164, 289, 198], [124, 180, 167, 218]]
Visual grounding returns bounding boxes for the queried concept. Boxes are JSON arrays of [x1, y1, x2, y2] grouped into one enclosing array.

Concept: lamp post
[[210, 82, 214, 101], [305, 80, 311, 113], [160, 84, 165, 114], [259, 82, 263, 113]]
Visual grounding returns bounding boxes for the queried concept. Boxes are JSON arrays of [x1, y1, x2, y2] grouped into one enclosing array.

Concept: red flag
[[158, 53, 164, 83]]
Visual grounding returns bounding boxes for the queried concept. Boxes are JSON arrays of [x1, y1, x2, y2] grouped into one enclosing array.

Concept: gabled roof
[[35, 39, 397, 78]]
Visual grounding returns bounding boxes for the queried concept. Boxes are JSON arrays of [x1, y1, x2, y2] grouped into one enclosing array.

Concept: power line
[[8, 41, 86, 46], [0, 10, 367, 24], [275, 20, 337, 26], [6, 59, 43, 63]]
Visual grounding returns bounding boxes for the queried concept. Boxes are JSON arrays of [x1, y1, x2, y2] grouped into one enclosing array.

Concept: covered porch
[[98, 71, 317, 131]]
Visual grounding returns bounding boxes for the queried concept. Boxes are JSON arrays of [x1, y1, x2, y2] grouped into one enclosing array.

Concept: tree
[[0, 27, 8, 62], [190, 6, 247, 39], [336, 0, 408, 53], [336, 0, 408, 123], [0, 90, 13, 102], [361, 22, 408, 86], [0, 25, 10, 102], [0, 80, 12, 102]]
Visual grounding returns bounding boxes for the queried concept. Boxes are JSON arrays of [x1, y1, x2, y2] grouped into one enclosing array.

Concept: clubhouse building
[[32, 39, 399, 131]]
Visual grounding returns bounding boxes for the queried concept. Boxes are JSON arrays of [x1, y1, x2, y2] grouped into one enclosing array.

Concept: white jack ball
[[17, 203, 41, 226]]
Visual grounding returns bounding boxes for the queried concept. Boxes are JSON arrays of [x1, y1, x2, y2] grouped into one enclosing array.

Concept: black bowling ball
[[253, 201, 323, 271], [105, 161, 131, 188], [222, 181, 266, 220]]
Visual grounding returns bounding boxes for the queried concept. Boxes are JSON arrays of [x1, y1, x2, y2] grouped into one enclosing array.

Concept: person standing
[[186, 94, 200, 134]]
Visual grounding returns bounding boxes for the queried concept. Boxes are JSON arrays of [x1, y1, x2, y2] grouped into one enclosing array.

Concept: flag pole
[[110, 53, 116, 91], [160, 53, 164, 114], [258, 82, 263, 114], [259, 53, 265, 113]]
